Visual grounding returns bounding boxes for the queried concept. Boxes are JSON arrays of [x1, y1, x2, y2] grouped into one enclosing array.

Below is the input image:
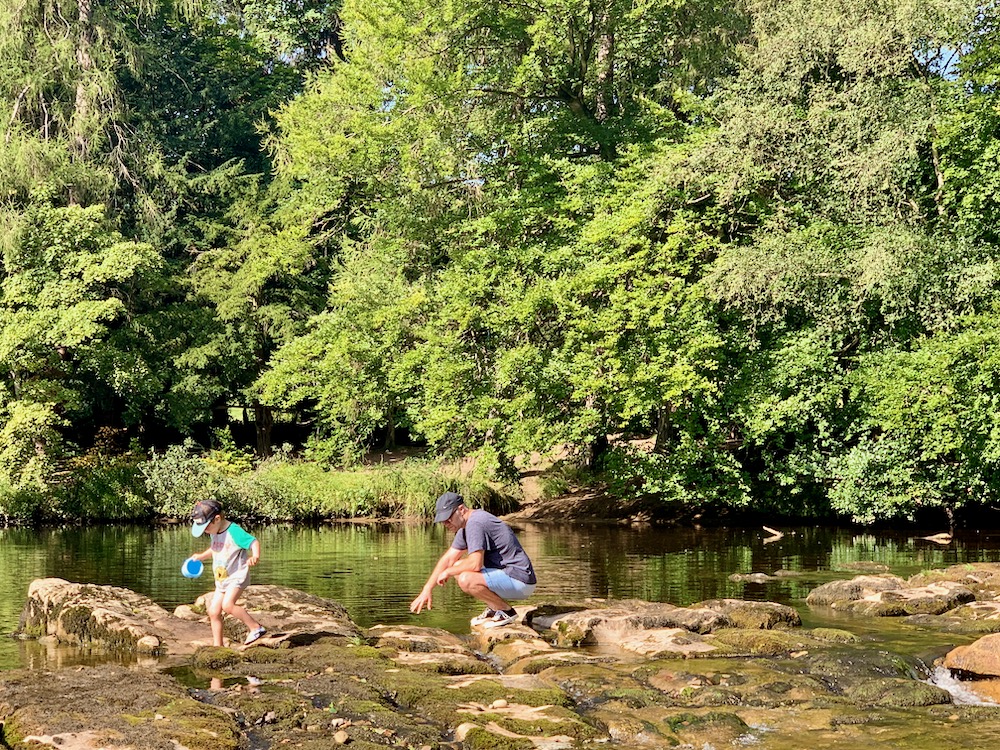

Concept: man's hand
[[436, 569, 451, 586], [410, 590, 433, 614]]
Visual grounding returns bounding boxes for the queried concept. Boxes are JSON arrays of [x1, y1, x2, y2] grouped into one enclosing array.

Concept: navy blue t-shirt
[[452, 510, 536, 584]]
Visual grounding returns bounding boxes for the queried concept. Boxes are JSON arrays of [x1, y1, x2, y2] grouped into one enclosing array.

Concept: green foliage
[[142, 445, 504, 521], [830, 312, 1000, 523], [604, 441, 750, 509], [141, 441, 222, 519], [1, 0, 1000, 528]]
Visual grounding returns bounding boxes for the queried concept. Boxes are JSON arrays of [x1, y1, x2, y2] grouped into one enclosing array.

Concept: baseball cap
[[191, 499, 222, 537], [434, 491, 465, 523]]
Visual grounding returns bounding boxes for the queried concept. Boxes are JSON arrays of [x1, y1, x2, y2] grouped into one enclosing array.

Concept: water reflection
[[2, 523, 1000, 670]]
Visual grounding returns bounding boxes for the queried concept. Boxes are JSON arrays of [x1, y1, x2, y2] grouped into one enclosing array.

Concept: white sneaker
[[470, 608, 497, 627], [244, 626, 267, 645], [483, 610, 517, 629]]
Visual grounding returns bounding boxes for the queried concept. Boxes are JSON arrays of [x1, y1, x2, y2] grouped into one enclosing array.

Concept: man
[[409, 491, 537, 628]]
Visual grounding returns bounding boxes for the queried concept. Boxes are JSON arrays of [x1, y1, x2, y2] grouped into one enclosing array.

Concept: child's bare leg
[[208, 590, 226, 647], [221, 586, 261, 634]]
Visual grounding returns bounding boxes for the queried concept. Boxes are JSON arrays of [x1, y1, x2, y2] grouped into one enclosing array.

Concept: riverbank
[[10, 567, 1000, 749], [0, 447, 511, 527]]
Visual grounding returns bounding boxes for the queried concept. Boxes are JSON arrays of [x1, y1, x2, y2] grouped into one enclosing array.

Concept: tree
[[0, 200, 166, 487]]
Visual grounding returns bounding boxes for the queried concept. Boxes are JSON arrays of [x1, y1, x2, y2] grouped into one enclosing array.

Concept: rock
[[486, 634, 557, 670], [836, 581, 975, 617], [708, 628, 813, 656], [773, 569, 803, 578], [391, 651, 495, 675], [908, 562, 1000, 591], [617, 628, 718, 658], [530, 600, 731, 647], [0, 664, 242, 750], [471, 621, 544, 652], [693, 599, 802, 629], [844, 677, 952, 707], [11, 579, 999, 750], [367, 624, 471, 654], [136, 635, 161, 653], [943, 633, 1000, 677], [836, 561, 892, 574], [728, 572, 773, 583], [806, 574, 907, 606], [16, 578, 362, 655]]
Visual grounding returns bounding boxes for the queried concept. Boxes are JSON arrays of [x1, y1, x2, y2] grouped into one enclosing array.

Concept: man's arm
[[410, 546, 465, 614], [435, 550, 485, 586]]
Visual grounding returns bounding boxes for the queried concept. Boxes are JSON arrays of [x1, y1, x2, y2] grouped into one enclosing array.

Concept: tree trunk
[[653, 403, 676, 454], [594, 7, 615, 124], [384, 408, 396, 449], [72, 0, 94, 165], [253, 401, 273, 458], [593, 2, 617, 160]]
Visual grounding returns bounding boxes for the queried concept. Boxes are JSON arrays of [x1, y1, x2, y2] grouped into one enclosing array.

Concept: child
[[189, 499, 267, 646]]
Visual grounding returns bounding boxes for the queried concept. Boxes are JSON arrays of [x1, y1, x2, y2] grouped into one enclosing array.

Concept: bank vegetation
[[1, 0, 999, 528]]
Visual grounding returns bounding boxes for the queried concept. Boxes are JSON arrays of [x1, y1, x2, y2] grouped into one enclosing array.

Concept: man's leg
[[455, 570, 510, 611]]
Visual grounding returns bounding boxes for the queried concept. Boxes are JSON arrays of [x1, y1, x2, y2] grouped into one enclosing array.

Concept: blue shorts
[[482, 568, 536, 601]]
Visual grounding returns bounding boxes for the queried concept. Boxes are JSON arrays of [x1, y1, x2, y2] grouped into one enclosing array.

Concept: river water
[[2, 522, 999, 670]]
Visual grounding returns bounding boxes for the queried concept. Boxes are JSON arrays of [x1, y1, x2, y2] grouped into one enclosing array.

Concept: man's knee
[[455, 571, 481, 594]]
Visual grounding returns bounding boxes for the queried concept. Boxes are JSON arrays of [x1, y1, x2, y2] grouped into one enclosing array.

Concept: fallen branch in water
[[763, 525, 784, 544], [919, 533, 953, 545]]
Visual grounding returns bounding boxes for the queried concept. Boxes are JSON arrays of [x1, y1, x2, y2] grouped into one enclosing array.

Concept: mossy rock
[[155, 697, 242, 750], [809, 627, 862, 643], [533, 663, 636, 704], [415, 681, 571, 727], [586, 709, 675, 747], [285, 638, 394, 673], [463, 726, 534, 750], [844, 677, 952, 707], [515, 657, 569, 675], [242, 647, 291, 664], [473, 707, 602, 739], [59, 605, 139, 650], [664, 710, 749, 745], [602, 687, 669, 708], [553, 619, 591, 646], [192, 646, 242, 670], [213, 687, 306, 729], [709, 628, 809, 655], [793, 648, 921, 684], [903, 614, 1000, 635]]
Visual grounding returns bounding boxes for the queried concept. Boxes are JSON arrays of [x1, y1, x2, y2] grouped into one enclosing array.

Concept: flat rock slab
[[0, 664, 238, 750], [617, 628, 718, 657], [836, 581, 974, 617], [806, 575, 906, 606], [17, 578, 361, 655], [693, 599, 802, 629], [368, 624, 475, 654], [18, 578, 206, 655], [530, 601, 731, 647]]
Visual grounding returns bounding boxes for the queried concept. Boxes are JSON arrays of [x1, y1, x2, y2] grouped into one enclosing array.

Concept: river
[[2, 522, 998, 670]]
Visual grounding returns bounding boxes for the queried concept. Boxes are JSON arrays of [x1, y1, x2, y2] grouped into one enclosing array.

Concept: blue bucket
[[181, 557, 204, 578]]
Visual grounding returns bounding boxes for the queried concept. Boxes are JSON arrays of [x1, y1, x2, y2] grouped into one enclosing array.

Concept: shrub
[[141, 441, 223, 518]]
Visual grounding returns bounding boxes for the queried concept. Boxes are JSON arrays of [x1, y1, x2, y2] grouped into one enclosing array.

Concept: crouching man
[[409, 492, 536, 628]]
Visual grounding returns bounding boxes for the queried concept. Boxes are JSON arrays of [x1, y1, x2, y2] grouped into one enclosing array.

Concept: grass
[[0, 450, 515, 525]]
